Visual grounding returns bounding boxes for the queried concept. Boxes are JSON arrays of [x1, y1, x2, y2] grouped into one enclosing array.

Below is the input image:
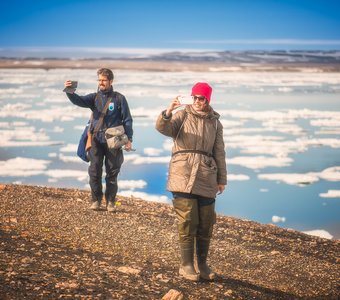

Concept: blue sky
[[1, 0, 340, 50]]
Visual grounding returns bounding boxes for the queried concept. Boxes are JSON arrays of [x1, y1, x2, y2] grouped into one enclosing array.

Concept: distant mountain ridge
[[147, 50, 340, 64], [1, 48, 340, 64]]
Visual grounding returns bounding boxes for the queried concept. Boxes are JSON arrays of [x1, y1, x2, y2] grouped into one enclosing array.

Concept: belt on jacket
[[172, 150, 213, 157]]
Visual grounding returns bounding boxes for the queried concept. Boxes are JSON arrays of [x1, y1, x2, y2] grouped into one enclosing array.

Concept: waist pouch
[[105, 125, 128, 150]]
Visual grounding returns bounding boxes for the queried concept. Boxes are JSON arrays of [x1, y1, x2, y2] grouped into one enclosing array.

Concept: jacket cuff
[[162, 110, 172, 120]]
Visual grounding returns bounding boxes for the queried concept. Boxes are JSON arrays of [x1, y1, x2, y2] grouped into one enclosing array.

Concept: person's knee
[[177, 219, 198, 240], [106, 168, 120, 181], [173, 198, 199, 240], [89, 168, 102, 180], [173, 198, 198, 221], [198, 204, 216, 238]]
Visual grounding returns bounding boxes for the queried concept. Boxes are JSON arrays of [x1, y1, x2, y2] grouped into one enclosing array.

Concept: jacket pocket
[[202, 157, 217, 173], [198, 157, 218, 187], [170, 155, 190, 176]]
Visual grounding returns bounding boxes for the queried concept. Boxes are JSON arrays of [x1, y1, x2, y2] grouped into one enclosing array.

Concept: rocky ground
[[0, 184, 339, 299]]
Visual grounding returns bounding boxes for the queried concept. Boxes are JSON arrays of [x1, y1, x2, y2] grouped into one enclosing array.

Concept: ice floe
[[319, 190, 340, 198], [0, 124, 63, 147], [1, 68, 339, 239], [272, 215, 286, 223], [258, 173, 320, 186], [58, 154, 81, 163], [0, 157, 50, 176], [258, 166, 340, 186], [228, 174, 250, 181], [302, 230, 333, 240], [45, 169, 88, 181], [118, 190, 170, 203], [228, 156, 293, 169], [143, 147, 164, 156], [118, 180, 147, 190]]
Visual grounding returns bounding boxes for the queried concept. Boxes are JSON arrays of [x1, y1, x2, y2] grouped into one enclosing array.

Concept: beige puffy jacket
[[155, 105, 227, 198]]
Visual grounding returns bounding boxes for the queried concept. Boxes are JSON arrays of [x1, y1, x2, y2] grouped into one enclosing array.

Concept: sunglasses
[[193, 95, 206, 102]]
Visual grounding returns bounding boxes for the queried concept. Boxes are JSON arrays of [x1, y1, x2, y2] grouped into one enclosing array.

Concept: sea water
[[0, 68, 339, 239]]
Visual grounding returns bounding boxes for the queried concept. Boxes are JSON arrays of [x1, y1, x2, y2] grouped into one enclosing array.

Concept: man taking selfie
[[64, 68, 133, 212]]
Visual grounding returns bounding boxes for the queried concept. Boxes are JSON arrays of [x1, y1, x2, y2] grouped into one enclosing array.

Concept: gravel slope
[[0, 184, 339, 299]]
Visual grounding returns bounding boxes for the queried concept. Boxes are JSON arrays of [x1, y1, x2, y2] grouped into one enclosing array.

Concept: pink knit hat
[[191, 82, 212, 103]]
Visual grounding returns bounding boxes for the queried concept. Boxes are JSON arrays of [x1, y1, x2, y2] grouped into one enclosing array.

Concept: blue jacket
[[67, 86, 133, 143]]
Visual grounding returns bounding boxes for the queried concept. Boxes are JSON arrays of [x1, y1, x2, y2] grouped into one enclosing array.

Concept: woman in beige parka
[[155, 82, 227, 281]]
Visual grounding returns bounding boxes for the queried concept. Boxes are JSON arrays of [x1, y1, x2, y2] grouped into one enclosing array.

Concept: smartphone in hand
[[70, 81, 78, 88], [63, 80, 78, 93], [178, 95, 193, 105]]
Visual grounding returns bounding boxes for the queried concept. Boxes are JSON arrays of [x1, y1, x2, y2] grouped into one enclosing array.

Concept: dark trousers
[[88, 137, 124, 203]]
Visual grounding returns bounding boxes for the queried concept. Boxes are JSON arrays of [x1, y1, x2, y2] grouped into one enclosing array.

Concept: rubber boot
[[196, 238, 215, 280], [179, 242, 200, 281], [173, 198, 200, 282], [196, 203, 216, 280]]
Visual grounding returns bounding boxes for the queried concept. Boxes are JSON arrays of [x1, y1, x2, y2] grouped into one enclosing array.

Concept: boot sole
[[179, 267, 199, 281], [90, 201, 101, 210], [199, 273, 216, 281]]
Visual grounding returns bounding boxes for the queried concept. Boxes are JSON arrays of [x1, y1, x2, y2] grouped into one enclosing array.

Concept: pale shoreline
[[1, 58, 340, 72]]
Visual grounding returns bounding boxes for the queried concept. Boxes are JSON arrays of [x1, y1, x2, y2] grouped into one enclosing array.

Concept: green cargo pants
[[172, 198, 216, 243]]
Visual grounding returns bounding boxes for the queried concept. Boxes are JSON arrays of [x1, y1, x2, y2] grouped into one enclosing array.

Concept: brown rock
[[162, 289, 184, 300]]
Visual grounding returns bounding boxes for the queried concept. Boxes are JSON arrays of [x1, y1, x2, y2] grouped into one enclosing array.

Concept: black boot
[[196, 239, 215, 280], [179, 242, 200, 281]]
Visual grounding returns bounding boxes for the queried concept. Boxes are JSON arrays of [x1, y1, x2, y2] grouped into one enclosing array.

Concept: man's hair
[[97, 68, 114, 81]]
